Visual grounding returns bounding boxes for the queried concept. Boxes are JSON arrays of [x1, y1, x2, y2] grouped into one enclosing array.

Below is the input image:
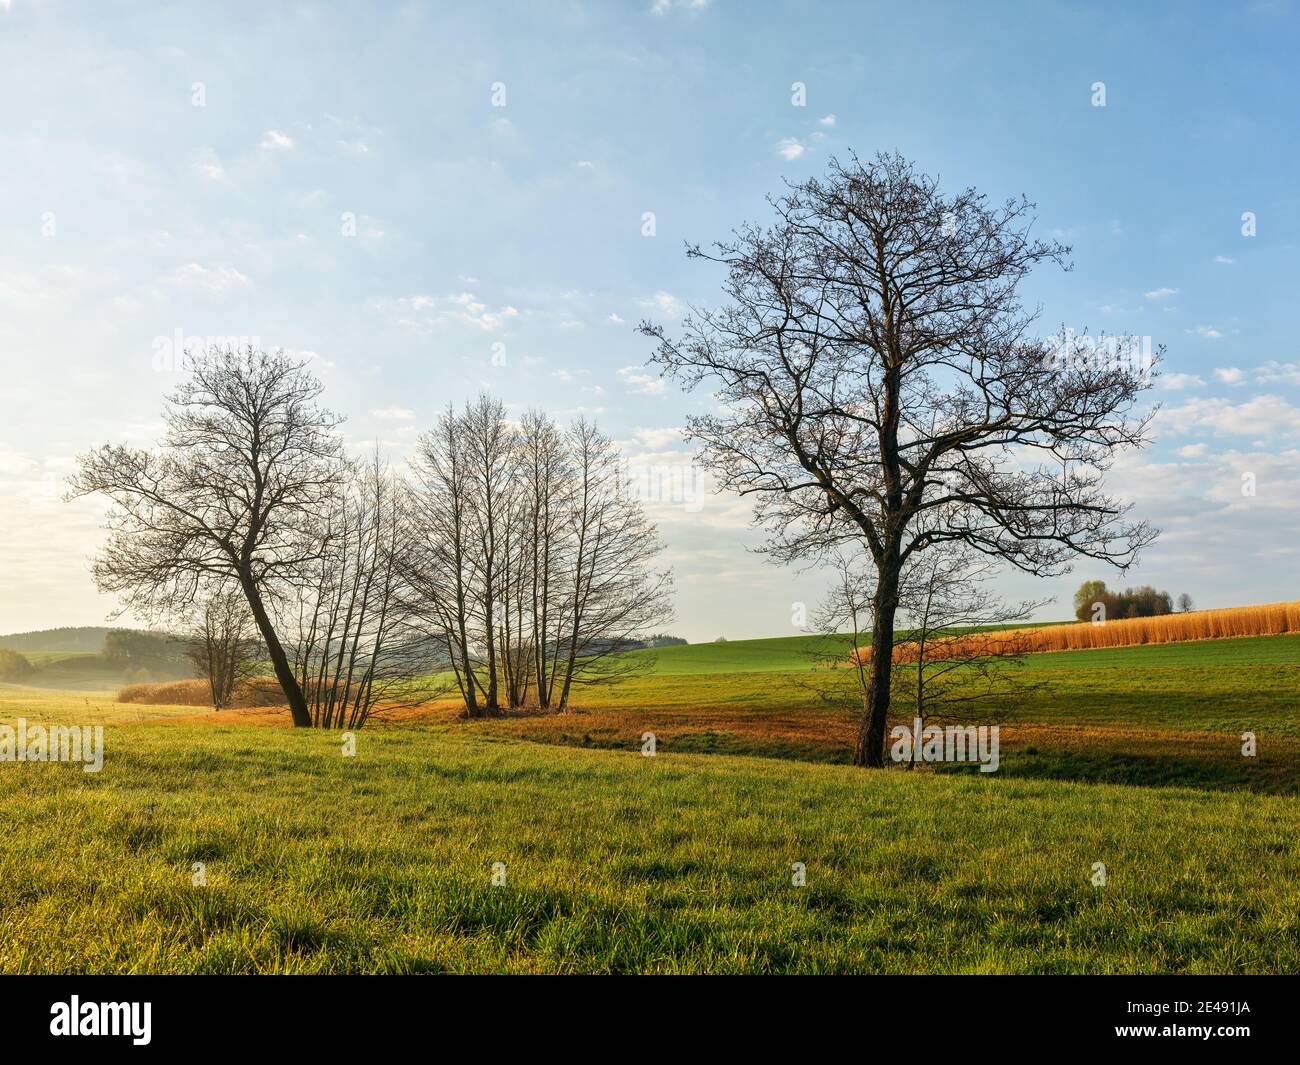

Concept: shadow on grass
[[972, 749, 1300, 795], [535, 729, 1300, 795]]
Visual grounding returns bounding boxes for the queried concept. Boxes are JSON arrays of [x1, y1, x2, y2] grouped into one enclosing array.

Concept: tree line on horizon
[[1072, 580, 1192, 622]]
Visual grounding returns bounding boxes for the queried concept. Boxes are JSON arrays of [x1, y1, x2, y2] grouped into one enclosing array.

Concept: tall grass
[[870, 601, 1300, 662], [118, 677, 286, 707]]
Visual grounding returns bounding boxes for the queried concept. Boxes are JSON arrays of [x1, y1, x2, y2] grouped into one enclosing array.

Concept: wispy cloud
[[372, 292, 519, 332], [651, 0, 710, 14], [259, 129, 295, 151], [776, 137, 805, 160], [190, 149, 227, 182], [618, 365, 667, 395]]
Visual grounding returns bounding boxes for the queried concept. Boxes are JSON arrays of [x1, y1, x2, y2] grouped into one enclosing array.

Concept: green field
[[625, 628, 1300, 674], [2, 721, 1297, 973], [1, 630, 1298, 973]]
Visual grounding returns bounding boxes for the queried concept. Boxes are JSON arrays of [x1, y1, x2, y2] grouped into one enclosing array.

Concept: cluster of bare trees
[[406, 395, 672, 717], [71, 351, 670, 728], [280, 450, 423, 729]]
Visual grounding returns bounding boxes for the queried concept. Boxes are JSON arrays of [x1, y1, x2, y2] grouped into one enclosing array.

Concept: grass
[[535, 634, 1300, 787], [5, 627, 1297, 973], [2, 723, 1297, 973]]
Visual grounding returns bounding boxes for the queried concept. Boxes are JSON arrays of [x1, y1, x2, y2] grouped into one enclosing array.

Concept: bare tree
[[519, 409, 573, 710], [285, 449, 424, 729], [406, 402, 670, 716], [553, 419, 673, 708], [68, 347, 345, 727], [182, 586, 262, 709], [887, 549, 1047, 767], [406, 403, 493, 717], [642, 152, 1157, 766]]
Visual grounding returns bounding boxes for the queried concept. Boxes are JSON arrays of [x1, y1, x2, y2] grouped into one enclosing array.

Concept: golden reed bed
[[852, 600, 1300, 665]]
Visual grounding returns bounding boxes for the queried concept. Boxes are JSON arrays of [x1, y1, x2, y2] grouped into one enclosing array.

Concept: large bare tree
[[641, 152, 1157, 767], [68, 347, 344, 727]]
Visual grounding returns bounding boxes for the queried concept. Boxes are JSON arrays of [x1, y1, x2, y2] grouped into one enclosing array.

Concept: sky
[[1, 0, 1298, 641]]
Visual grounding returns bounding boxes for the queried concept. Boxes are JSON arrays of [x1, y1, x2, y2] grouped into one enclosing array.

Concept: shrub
[[0, 648, 35, 682]]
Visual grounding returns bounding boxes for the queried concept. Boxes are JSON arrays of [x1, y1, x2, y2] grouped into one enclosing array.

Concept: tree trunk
[[853, 551, 900, 767], [239, 571, 312, 727]]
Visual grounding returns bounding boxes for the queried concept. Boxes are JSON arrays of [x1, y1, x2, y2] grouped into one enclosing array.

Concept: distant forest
[[0, 626, 125, 653]]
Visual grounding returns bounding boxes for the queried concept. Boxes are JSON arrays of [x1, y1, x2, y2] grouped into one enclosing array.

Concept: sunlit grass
[[2, 725, 1296, 973]]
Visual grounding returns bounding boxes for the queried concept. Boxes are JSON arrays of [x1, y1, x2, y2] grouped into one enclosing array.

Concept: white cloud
[[1189, 324, 1223, 339], [637, 290, 682, 317], [1159, 394, 1300, 438], [608, 312, 625, 324], [373, 292, 519, 332], [1144, 287, 1179, 300], [618, 365, 667, 396], [776, 137, 805, 160], [818, 114, 836, 126], [370, 406, 415, 421], [1160, 372, 1205, 390], [651, 0, 710, 14], [632, 426, 684, 449], [1257, 361, 1300, 386], [190, 149, 227, 182], [260, 129, 295, 151], [1212, 366, 1244, 384], [1215, 255, 1235, 264], [1177, 443, 1208, 457], [159, 262, 252, 296], [575, 160, 595, 169]]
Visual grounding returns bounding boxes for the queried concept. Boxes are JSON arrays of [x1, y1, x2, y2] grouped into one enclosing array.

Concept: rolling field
[[2, 628, 1298, 972], [473, 632, 1300, 792], [1, 721, 1297, 973]]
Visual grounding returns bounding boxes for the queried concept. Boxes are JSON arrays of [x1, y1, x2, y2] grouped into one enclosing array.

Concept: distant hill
[[0, 626, 121, 653], [0, 626, 194, 691]]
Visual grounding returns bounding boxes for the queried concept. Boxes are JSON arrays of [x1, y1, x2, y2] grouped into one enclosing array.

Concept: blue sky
[[1, 0, 1298, 639]]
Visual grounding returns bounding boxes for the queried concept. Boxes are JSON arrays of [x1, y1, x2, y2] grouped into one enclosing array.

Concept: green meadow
[[1, 630, 1298, 973]]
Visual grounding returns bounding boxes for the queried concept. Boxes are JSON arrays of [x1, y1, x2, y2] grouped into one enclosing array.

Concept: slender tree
[[887, 549, 1047, 766], [642, 152, 1158, 766], [286, 449, 422, 728], [182, 586, 262, 709], [554, 419, 673, 707]]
